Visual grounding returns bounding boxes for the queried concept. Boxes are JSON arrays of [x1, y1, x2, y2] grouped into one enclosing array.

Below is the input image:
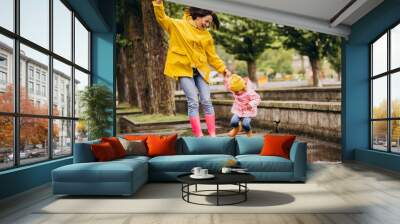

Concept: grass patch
[[125, 113, 188, 124]]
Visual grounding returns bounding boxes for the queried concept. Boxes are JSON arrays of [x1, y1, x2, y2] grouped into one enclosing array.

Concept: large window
[[0, 0, 91, 171], [371, 23, 400, 154]]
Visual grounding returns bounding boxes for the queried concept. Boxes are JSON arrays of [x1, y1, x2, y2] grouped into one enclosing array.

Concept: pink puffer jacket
[[224, 77, 261, 117]]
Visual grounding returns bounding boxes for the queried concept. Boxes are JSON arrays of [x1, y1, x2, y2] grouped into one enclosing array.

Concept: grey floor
[[1, 162, 400, 224]]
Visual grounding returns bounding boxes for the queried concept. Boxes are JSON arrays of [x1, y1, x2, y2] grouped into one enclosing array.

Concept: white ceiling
[[168, 0, 384, 37]]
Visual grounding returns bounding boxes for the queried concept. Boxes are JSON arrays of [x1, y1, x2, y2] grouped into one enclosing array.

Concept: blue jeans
[[179, 71, 214, 117], [230, 114, 252, 132]]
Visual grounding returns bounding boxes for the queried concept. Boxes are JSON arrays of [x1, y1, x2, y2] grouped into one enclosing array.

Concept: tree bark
[[246, 60, 257, 84], [116, 46, 126, 104], [127, 0, 154, 113], [309, 58, 321, 87], [141, 0, 175, 115]]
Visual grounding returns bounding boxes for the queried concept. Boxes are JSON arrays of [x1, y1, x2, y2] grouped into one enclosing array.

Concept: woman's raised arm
[[152, 0, 173, 33]]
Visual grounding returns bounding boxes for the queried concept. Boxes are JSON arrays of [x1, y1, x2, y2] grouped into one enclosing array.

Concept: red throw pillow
[[260, 134, 296, 159], [146, 134, 177, 157], [101, 137, 126, 158], [91, 142, 117, 162]]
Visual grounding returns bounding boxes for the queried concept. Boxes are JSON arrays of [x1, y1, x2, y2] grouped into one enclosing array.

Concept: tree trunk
[[116, 46, 126, 104], [141, 0, 175, 115], [246, 60, 257, 84], [309, 58, 321, 87], [127, 0, 155, 113]]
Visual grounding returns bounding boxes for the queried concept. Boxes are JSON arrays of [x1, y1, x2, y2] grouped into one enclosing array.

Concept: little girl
[[224, 74, 261, 137]]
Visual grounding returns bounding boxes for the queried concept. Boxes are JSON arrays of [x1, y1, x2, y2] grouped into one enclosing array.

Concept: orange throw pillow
[[124, 135, 149, 141], [146, 134, 177, 157], [101, 137, 126, 158], [91, 142, 117, 162], [260, 134, 296, 159]]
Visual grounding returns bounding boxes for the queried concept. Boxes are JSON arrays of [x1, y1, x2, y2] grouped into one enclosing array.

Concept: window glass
[[20, 0, 49, 49], [53, 59, 72, 117], [0, 116, 14, 170], [20, 44, 49, 115], [391, 72, 400, 118], [0, 0, 14, 31], [0, 35, 14, 113], [53, 0, 72, 60], [391, 120, 400, 153], [372, 121, 388, 151], [74, 18, 89, 70], [74, 69, 89, 118], [372, 34, 387, 76], [20, 117, 49, 165], [391, 24, 400, 70], [53, 119, 72, 158], [372, 76, 387, 119]]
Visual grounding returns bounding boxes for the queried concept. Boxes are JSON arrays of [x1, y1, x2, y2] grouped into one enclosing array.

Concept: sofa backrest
[[177, 137, 236, 155], [235, 135, 264, 155], [73, 140, 100, 163]]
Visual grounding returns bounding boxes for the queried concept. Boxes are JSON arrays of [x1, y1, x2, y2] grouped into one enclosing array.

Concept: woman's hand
[[223, 68, 232, 77]]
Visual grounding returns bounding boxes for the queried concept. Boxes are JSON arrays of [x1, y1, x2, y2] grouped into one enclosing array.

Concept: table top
[[177, 172, 255, 185]]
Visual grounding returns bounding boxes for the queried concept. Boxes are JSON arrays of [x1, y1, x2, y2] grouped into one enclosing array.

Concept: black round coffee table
[[177, 173, 255, 206]]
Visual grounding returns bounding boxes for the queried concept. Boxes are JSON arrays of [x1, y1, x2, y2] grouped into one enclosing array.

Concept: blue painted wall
[[0, 158, 72, 199], [92, 32, 116, 136], [343, 0, 400, 171], [0, 0, 116, 200]]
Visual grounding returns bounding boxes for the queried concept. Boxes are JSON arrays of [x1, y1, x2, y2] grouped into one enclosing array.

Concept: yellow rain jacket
[[152, 1, 226, 83]]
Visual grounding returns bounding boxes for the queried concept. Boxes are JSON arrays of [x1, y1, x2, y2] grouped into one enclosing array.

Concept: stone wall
[[176, 86, 341, 102], [175, 87, 341, 143]]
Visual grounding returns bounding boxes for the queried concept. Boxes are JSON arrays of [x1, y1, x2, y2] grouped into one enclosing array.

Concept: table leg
[[245, 183, 247, 201], [195, 184, 198, 192], [217, 184, 219, 206]]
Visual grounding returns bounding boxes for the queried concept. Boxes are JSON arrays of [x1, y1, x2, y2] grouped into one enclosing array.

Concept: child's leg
[[230, 114, 240, 128], [242, 117, 252, 132], [229, 114, 241, 137], [242, 117, 253, 137]]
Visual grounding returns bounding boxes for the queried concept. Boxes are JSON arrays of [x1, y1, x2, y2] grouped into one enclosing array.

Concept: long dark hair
[[188, 7, 220, 29]]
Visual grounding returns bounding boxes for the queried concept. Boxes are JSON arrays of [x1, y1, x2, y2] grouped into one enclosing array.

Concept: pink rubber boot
[[205, 114, 216, 137], [189, 116, 203, 137]]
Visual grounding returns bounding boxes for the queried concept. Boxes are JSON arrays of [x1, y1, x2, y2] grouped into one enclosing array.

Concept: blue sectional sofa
[[52, 136, 307, 196]]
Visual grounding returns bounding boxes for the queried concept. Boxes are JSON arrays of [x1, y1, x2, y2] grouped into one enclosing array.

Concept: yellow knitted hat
[[229, 74, 246, 92]]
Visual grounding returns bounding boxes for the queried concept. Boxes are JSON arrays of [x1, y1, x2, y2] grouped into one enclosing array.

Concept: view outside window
[[74, 18, 89, 70], [53, 0, 72, 60], [53, 59, 72, 117], [371, 25, 400, 153], [20, 0, 49, 49], [0, 0, 14, 32], [20, 44, 49, 115], [74, 69, 89, 118], [0, 0, 91, 170], [19, 117, 49, 165], [0, 116, 13, 170], [0, 35, 13, 113], [53, 119, 72, 158], [391, 24, 400, 70], [372, 34, 387, 77]]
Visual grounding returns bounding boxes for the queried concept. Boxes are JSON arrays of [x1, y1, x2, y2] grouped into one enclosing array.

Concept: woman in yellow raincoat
[[153, 0, 231, 137]]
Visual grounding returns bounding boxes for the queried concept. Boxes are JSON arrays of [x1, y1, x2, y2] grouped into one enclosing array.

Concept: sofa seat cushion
[[149, 154, 235, 172], [53, 159, 147, 183], [236, 155, 293, 172]]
